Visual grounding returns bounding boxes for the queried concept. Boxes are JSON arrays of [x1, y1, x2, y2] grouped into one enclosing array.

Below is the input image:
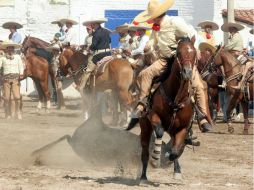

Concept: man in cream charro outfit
[[197, 20, 219, 46], [132, 0, 213, 132], [0, 41, 24, 119]]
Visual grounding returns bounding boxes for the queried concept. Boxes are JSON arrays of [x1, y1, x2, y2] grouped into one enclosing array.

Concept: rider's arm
[[173, 17, 192, 38], [131, 35, 149, 56]]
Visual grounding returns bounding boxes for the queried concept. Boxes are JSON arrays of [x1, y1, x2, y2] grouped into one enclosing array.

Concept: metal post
[[224, 0, 235, 44]]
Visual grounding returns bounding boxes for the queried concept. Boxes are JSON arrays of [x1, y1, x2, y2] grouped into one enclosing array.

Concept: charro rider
[[125, 23, 151, 68], [132, 0, 213, 132], [0, 41, 24, 120], [221, 22, 252, 89], [51, 20, 67, 43], [2, 21, 23, 44], [197, 20, 219, 46], [80, 17, 111, 88], [59, 18, 78, 48]]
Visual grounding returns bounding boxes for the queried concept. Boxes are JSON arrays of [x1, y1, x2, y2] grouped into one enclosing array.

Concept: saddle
[[34, 48, 54, 64], [95, 56, 114, 76]]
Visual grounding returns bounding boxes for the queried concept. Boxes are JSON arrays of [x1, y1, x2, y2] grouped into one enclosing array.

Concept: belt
[[94, 48, 110, 54]]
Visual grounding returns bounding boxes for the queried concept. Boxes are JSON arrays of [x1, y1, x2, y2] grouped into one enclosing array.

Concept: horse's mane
[[25, 36, 51, 46]]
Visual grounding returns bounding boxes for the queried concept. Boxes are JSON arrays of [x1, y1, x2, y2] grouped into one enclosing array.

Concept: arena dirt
[[0, 98, 253, 190]]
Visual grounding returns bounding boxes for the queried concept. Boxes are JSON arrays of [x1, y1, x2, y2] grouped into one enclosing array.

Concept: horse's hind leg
[[49, 65, 57, 105], [241, 100, 250, 135], [140, 117, 153, 183], [226, 93, 241, 133]]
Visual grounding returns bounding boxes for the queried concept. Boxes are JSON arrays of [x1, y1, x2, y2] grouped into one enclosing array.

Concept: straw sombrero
[[198, 20, 219, 30], [250, 28, 254, 35], [221, 22, 244, 32], [199, 42, 216, 54], [128, 23, 152, 31], [0, 40, 22, 49], [114, 23, 130, 33], [59, 18, 78, 25], [134, 0, 174, 23], [2, 21, 23, 29], [82, 18, 108, 26]]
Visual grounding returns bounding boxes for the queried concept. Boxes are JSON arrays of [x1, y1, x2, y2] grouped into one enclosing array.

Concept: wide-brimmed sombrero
[[82, 18, 108, 26], [221, 22, 244, 32], [128, 22, 152, 31], [250, 28, 254, 34], [198, 20, 219, 30], [2, 21, 23, 29], [59, 18, 78, 25], [199, 42, 216, 54], [134, 0, 174, 23], [0, 40, 22, 49], [114, 23, 130, 33]]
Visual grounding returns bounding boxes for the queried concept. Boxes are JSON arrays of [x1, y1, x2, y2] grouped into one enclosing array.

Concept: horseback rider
[[59, 18, 78, 48], [124, 23, 151, 68], [2, 21, 23, 44], [80, 18, 111, 88], [116, 23, 131, 50], [221, 22, 252, 90], [197, 20, 219, 46], [222, 22, 244, 55], [0, 41, 24, 119], [131, 0, 213, 132], [51, 20, 67, 42]]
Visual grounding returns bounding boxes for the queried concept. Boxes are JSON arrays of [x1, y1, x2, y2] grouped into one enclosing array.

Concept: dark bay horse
[[197, 48, 219, 121], [136, 38, 197, 183], [213, 49, 253, 134], [22, 36, 57, 111], [59, 48, 134, 124]]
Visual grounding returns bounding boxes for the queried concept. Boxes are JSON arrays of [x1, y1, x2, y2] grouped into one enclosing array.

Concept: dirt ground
[[0, 97, 253, 190]]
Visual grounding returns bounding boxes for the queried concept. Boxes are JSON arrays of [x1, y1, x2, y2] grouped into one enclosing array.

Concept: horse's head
[[22, 35, 31, 54], [176, 37, 196, 80], [58, 48, 74, 76]]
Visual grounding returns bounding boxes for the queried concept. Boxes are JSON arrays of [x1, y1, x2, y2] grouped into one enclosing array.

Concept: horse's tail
[[126, 118, 139, 131]]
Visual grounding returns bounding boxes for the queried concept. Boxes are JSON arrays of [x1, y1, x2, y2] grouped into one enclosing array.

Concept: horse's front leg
[[139, 117, 153, 183], [173, 159, 182, 180], [150, 112, 164, 168], [241, 100, 250, 135]]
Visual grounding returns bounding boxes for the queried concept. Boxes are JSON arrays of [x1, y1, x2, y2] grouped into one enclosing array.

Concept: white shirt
[[131, 34, 149, 56], [62, 27, 78, 46], [0, 55, 24, 75]]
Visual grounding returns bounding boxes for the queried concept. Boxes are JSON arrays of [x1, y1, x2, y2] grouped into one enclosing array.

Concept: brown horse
[[135, 38, 197, 183], [213, 49, 253, 134], [197, 48, 219, 121], [59, 48, 134, 124], [22, 36, 57, 111]]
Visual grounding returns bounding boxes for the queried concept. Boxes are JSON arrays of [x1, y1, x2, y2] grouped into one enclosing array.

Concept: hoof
[[139, 178, 149, 186], [243, 129, 248, 135], [36, 108, 41, 113], [173, 173, 183, 180], [149, 159, 160, 168], [45, 109, 50, 114]]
